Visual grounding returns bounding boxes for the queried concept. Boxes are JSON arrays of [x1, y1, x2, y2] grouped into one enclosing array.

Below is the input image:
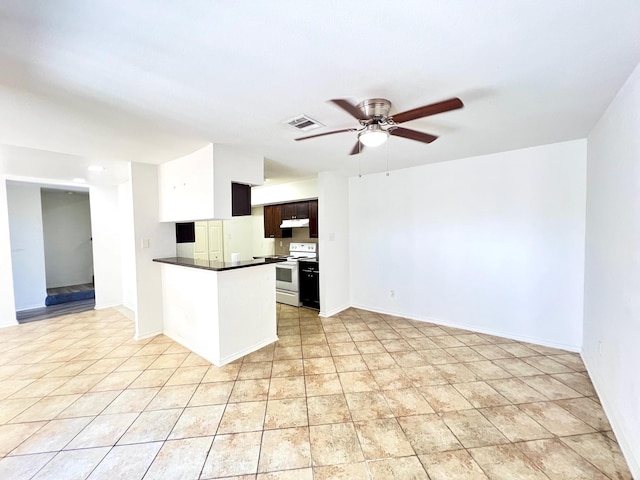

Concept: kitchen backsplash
[[274, 227, 318, 256]]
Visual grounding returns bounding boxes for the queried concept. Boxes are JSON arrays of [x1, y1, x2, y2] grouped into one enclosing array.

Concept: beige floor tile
[[269, 376, 305, 399], [31, 447, 110, 480], [310, 422, 364, 466], [369, 368, 414, 390], [50, 373, 107, 395], [118, 408, 182, 444], [486, 377, 549, 404], [480, 405, 553, 441], [243, 345, 275, 363], [273, 345, 303, 360], [551, 372, 596, 396], [307, 394, 351, 425], [445, 347, 488, 363], [86, 442, 162, 480], [81, 357, 126, 375], [560, 432, 633, 480], [497, 343, 539, 357], [492, 357, 543, 376], [271, 359, 304, 377], [434, 363, 479, 383], [114, 355, 158, 372], [471, 345, 513, 360], [302, 344, 332, 358], [305, 373, 343, 396], [238, 361, 273, 380], [521, 375, 582, 399], [419, 449, 489, 479], [420, 385, 474, 412], [453, 381, 511, 408], [0, 379, 36, 400], [517, 438, 609, 479], [229, 379, 270, 402], [518, 401, 596, 436], [218, 401, 266, 433], [338, 371, 378, 393], [398, 414, 463, 454], [333, 355, 368, 372], [257, 468, 313, 479], [362, 352, 398, 370], [56, 390, 120, 418], [555, 397, 611, 430], [345, 391, 393, 421], [549, 353, 587, 371], [9, 394, 80, 423], [8, 376, 68, 399], [90, 370, 141, 392], [303, 357, 336, 375], [201, 363, 240, 382], [522, 356, 575, 374], [164, 365, 208, 386], [368, 456, 429, 479], [0, 452, 57, 480], [328, 342, 360, 356], [384, 388, 435, 416], [169, 404, 225, 438], [129, 368, 176, 388], [66, 412, 138, 449], [180, 352, 211, 367], [258, 427, 311, 472], [464, 361, 512, 380], [200, 432, 262, 479], [0, 421, 47, 455], [148, 353, 188, 369], [144, 436, 213, 479], [146, 384, 198, 410], [313, 462, 369, 480], [354, 418, 414, 460], [265, 397, 308, 429], [441, 409, 509, 448], [102, 387, 159, 414], [469, 444, 548, 479], [11, 416, 92, 455], [188, 381, 234, 406]]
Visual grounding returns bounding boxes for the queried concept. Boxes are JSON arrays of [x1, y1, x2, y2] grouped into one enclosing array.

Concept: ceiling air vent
[[284, 114, 324, 132]]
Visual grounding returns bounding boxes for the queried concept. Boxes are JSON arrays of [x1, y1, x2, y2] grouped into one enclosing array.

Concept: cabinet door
[[194, 221, 209, 260], [207, 220, 224, 261], [264, 205, 292, 238], [309, 200, 318, 238], [295, 201, 309, 219], [231, 182, 251, 216], [281, 203, 297, 220]]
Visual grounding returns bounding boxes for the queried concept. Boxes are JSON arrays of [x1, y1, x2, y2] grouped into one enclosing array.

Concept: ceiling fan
[[295, 97, 464, 155]]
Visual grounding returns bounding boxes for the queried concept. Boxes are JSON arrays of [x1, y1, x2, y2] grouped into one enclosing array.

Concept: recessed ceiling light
[[73, 178, 87, 183], [66, 191, 74, 195], [88, 165, 105, 172]]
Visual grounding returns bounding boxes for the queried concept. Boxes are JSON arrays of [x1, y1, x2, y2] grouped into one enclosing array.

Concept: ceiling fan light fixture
[[358, 125, 388, 147]]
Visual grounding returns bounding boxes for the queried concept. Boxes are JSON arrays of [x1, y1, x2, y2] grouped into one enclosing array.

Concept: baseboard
[[582, 353, 640, 478], [15, 302, 45, 312], [319, 304, 351, 318], [0, 320, 18, 328], [113, 305, 135, 321], [218, 336, 279, 366], [135, 329, 164, 341], [350, 303, 581, 353], [94, 302, 120, 310]]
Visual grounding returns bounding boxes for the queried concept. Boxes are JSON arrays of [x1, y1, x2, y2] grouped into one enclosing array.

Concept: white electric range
[[275, 243, 317, 306]]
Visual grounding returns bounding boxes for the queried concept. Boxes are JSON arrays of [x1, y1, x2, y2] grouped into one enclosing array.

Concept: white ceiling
[[0, 0, 639, 183]]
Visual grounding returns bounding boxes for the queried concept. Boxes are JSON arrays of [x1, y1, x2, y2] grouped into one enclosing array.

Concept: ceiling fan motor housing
[[357, 98, 392, 120]]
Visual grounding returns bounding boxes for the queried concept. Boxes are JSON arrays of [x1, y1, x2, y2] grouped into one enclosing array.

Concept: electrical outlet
[[598, 341, 603, 356], [390, 290, 395, 298], [280, 241, 283, 247]]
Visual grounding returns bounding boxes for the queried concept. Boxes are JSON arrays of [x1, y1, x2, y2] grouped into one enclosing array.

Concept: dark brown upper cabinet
[[309, 199, 318, 238], [263, 204, 292, 238], [281, 201, 309, 220], [231, 182, 251, 216]]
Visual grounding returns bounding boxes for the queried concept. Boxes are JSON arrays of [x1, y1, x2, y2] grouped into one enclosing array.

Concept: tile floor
[[0, 304, 632, 479]]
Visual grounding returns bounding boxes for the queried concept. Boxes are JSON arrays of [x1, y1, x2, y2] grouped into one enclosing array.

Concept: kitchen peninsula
[[153, 256, 285, 366]]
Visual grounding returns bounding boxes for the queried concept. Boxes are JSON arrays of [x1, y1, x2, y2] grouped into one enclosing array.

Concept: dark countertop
[[153, 256, 286, 272]]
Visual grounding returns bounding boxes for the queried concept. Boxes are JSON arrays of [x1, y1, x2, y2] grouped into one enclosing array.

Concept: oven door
[[276, 261, 299, 292]]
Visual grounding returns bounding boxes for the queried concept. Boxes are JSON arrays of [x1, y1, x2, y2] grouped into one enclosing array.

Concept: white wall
[[318, 171, 350, 316], [6, 182, 48, 311], [350, 140, 587, 350], [583, 63, 640, 477], [119, 181, 137, 311], [0, 176, 17, 325], [130, 162, 175, 338], [89, 185, 123, 309], [221, 216, 254, 262], [41, 189, 93, 288], [252, 177, 318, 206]]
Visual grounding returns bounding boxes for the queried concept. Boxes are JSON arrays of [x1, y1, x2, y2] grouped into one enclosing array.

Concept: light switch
[[141, 239, 150, 249]]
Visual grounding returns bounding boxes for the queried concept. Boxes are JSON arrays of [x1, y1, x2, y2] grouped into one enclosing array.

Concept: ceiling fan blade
[[295, 128, 356, 141], [330, 99, 370, 120], [348, 141, 364, 155], [391, 97, 463, 124], [390, 127, 438, 144]]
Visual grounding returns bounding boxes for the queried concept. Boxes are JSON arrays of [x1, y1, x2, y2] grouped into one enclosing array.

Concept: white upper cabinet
[[158, 144, 263, 222]]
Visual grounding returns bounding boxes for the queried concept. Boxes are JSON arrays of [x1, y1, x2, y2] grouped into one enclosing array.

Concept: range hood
[[280, 218, 310, 228]]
